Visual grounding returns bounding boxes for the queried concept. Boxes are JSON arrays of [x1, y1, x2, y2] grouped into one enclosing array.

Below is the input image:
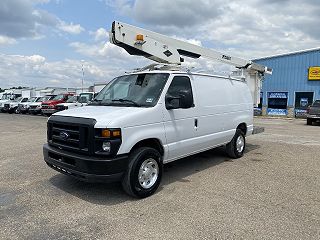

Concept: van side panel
[[162, 73, 253, 163], [190, 75, 253, 152], [161, 75, 201, 161]]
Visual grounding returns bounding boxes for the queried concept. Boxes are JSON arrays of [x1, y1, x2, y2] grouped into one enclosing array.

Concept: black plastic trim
[[43, 144, 128, 182]]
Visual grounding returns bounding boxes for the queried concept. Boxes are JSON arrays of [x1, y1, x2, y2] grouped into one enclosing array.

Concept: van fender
[[117, 122, 168, 157]]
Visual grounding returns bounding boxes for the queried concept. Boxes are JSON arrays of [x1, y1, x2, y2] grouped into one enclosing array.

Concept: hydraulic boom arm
[[110, 21, 272, 106]]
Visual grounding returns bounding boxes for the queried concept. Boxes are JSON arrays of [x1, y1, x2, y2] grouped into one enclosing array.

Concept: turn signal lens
[[112, 130, 121, 137], [101, 129, 111, 138], [101, 129, 121, 138], [136, 34, 144, 41]]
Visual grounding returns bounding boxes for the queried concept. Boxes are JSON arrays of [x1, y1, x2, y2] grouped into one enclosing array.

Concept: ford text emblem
[[59, 131, 69, 141]]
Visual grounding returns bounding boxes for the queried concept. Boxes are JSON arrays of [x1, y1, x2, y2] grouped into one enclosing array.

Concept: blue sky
[[0, 0, 319, 89]]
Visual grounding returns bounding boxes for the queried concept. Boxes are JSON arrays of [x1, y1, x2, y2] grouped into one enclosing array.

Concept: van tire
[[307, 118, 312, 125], [122, 147, 162, 198], [226, 129, 246, 159]]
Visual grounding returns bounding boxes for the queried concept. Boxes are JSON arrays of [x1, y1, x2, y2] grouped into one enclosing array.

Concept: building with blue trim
[[254, 48, 320, 117]]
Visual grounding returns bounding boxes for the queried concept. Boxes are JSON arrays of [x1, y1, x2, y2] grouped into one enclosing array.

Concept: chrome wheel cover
[[236, 135, 245, 153], [138, 158, 159, 189]]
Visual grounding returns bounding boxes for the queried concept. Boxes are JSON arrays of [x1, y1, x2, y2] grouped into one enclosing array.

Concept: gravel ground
[[0, 114, 320, 240]]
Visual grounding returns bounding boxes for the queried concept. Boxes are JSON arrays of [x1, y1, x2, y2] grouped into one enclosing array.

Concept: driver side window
[[167, 76, 194, 106]]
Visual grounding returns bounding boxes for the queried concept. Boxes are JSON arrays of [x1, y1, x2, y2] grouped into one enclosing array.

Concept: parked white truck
[[28, 95, 56, 115], [4, 97, 29, 113], [0, 91, 22, 112], [55, 92, 95, 112], [43, 21, 271, 198], [17, 96, 42, 114]]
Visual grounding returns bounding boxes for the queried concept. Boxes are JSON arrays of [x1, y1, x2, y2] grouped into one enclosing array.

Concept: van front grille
[[47, 116, 96, 154]]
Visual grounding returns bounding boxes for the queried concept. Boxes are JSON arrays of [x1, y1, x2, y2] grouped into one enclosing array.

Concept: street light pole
[[81, 61, 85, 93]]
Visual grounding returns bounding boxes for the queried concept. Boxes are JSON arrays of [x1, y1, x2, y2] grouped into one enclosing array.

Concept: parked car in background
[[55, 95, 79, 112], [4, 97, 29, 114], [77, 92, 95, 106], [41, 93, 74, 116], [56, 92, 94, 111], [29, 95, 56, 115], [0, 93, 22, 112], [17, 96, 42, 114], [306, 100, 320, 125]]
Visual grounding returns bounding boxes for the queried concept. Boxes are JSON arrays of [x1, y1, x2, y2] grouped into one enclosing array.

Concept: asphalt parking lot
[[0, 114, 320, 240]]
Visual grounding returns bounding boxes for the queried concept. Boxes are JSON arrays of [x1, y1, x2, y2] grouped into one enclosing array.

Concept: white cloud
[[106, 0, 320, 59], [90, 28, 109, 42], [0, 54, 122, 88], [0, 0, 85, 40], [0, 36, 17, 45], [69, 40, 149, 66], [58, 21, 85, 35]]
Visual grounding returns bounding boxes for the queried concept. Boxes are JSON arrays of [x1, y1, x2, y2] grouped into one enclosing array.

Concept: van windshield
[[92, 73, 169, 107]]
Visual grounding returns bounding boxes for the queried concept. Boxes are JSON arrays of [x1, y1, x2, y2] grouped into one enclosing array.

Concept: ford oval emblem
[[59, 131, 70, 141]]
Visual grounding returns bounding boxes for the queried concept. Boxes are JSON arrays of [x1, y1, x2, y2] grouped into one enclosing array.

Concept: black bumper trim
[[43, 144, 128, 183]]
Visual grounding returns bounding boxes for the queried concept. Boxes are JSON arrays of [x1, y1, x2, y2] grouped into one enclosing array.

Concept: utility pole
[[81, 60, 85, 93]]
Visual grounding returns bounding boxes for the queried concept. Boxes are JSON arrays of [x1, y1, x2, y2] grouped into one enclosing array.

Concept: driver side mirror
[[165, 90, 193, 110], [165, 94, 181, 110]]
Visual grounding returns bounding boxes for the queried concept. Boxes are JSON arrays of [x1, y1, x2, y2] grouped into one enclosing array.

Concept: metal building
[[254, 48, 320, 117]]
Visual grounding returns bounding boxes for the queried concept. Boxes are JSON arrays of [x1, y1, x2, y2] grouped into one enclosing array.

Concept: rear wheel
[[122, 147, 162, 198], [307, 118, 313, 125], [226, 129, 246, 159]]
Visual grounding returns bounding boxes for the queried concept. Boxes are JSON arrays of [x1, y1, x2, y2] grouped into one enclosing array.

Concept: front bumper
[[306, 114, 320, 120], [42, 108, 58, 114], [43, 144, 128, 182], [29, 108, 41, 114], [18, 105, 29, 113]]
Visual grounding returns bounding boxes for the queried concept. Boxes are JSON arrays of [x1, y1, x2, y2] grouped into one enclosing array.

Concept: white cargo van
[[44, 71, 255, 197], [43, 21, 270, 198]]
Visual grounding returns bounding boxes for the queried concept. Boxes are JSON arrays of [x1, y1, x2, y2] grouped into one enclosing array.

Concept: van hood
[[53, 105, 160, 128]]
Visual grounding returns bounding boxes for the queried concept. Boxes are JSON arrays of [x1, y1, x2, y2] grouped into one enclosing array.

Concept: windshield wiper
[[111, 99, 141, 107]]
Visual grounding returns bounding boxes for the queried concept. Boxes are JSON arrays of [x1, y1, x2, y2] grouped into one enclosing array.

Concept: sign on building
[[308, 67, 320, 80]]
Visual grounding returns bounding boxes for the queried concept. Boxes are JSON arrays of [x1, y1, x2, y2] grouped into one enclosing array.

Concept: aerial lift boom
[[110, 21, 272, 106]]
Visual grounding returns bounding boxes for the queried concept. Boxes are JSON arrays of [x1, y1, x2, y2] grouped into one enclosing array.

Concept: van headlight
[[95, 128, 122, 156]]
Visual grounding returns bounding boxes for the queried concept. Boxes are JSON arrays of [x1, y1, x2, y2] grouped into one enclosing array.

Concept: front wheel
[[307, 118, 313, 125], [122, 147, 162, 198], [226, 129, 246, 159]]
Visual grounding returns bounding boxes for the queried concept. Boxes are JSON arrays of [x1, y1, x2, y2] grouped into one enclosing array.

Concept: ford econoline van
[[44, 70, 255, 198]]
